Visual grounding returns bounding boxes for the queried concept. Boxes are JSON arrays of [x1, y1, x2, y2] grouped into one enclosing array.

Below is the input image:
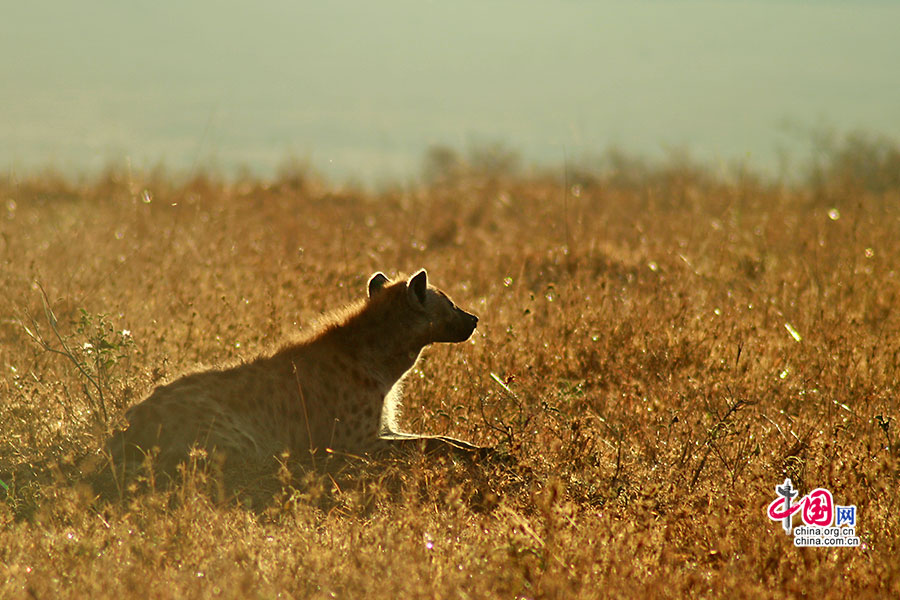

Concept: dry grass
[[1, 141, 898, 598]]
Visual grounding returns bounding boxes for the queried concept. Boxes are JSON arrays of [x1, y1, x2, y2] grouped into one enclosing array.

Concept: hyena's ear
[[368, 272, 390, 297], [407, 269, 428, 306]]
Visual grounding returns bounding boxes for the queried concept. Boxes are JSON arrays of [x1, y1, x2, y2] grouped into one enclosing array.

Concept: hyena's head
[[367, 269, 478, 344]]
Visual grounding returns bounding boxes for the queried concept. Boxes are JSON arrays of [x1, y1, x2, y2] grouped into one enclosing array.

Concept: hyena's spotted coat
[[111, 269, 481, 474]]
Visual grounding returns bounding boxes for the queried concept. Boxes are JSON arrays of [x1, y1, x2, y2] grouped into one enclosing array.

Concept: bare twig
[[689, 397, 752, 487]]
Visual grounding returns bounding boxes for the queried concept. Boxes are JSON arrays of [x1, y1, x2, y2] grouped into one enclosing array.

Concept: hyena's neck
[[326, 324, 425, 387], [300, 299, 428, 387]]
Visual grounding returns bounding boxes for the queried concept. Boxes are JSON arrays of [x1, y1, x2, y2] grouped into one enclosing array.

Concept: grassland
[[1, 138, 898, 598]]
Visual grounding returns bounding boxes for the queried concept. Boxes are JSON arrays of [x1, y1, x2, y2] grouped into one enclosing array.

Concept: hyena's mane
[[275, 276, 409, 354]]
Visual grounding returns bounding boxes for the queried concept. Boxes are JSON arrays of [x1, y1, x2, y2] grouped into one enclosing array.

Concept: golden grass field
[[1, 139, 898, 598]]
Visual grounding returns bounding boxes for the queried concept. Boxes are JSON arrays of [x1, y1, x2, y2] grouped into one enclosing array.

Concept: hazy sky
[[2, 1, 899, 183]]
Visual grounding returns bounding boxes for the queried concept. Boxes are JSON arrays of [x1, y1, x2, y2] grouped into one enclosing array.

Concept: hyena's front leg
[[375, 431, 492, 457]]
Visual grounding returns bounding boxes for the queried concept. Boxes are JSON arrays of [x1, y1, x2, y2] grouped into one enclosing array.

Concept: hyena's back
[[112, 357, 302, 472]]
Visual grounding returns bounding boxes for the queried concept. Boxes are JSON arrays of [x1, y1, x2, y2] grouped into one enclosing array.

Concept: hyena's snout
[[448, 308, 478, 342]]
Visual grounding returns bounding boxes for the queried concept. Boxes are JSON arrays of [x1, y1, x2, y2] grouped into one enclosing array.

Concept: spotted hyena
[[110, 269, 482, 475]]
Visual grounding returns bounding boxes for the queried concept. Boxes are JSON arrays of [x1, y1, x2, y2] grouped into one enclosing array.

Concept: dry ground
[[1, 142, 898, 598]]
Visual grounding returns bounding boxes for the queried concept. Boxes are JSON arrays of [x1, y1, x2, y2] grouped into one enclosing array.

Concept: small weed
[[21, 285, 135, 428]]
